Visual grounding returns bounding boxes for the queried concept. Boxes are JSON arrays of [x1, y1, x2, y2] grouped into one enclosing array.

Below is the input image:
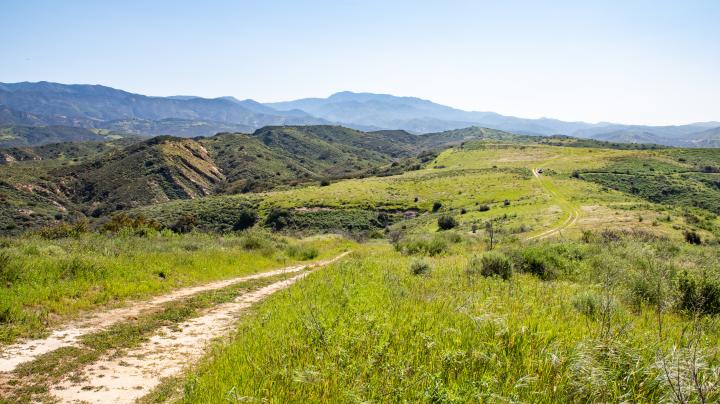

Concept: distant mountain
[[266, 91, 719, 147], [1, 83, 718, 147], [0, 82, 328, 136], [265, 91, 601, 135], [686, 127, 720, 148]]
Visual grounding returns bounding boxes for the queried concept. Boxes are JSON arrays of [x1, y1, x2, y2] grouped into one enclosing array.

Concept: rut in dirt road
[[0, 252, 349, 373], [49, 270, 324, 404]]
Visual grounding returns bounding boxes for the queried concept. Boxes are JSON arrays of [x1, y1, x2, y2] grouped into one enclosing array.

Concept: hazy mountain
[[265, 91, 600, 135], [0, 82, 327, 134], [266, 91, 719, 147], [1, 83, 717, 147]]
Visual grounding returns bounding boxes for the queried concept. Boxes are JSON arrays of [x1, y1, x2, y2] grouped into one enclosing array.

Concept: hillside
[[0, 125, 130, 148]]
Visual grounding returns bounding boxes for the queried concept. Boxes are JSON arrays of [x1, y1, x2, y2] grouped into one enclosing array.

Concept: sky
[[1, 0, 718, 125]]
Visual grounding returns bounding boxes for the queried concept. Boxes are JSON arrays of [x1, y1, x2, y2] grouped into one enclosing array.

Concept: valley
[[1, 121, 720, 402]]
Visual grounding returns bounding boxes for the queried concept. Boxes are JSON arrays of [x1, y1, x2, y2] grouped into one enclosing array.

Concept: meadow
[[0, 229, 352, 343]]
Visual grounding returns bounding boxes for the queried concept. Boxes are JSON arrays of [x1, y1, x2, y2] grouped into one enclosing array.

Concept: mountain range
[[0, 81, 718, 147]]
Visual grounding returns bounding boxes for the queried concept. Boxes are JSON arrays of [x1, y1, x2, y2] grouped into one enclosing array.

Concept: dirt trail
[[50, 271, 319, 403], [525, 169, 580, 241], [0, 252, 349, 373]]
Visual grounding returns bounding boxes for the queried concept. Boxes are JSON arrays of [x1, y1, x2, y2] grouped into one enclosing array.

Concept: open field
[[2, 138, 720, 403]]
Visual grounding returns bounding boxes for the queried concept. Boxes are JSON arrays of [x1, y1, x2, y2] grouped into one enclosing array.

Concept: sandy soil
[[0, 253, 349, 373]]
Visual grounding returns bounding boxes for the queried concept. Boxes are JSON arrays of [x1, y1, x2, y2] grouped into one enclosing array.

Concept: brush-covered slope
[[0, 125, 124, 148], [58, 136, 225, 215]]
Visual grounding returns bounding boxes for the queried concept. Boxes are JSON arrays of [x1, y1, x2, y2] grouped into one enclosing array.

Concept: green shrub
[[265, 208, 291, 231], [432, 201, 443, 212], [396, 235, 448, 257], [684, 230, 702, 245], [232, 209, 258, 231], [437, 215, 458, 230], [0, 251, 21, 286], [478, 204, 490, 212], [35, 221, 89, 239], [286, 244, 319, 261], [410, 260, 431, 276], [468, 252, 513, 280], [239, 230, 272, 251], [102, 214, 160, 236], [170, 214, 198, 234], [677, 271, 720, 315], [515, 245, 581, 281]]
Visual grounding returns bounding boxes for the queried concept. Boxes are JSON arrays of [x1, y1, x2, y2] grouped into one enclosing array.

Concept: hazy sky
[[1, 0, 718, 125]]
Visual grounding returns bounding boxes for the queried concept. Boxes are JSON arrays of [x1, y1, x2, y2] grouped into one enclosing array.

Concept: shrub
[[319, 179, 331, 186], [396, 235, 448, 256], [460, 208, 467, 215], [59, 257, 107, 281], [484, 252, 513, 280], [233, 209, 258, 231], [0, 252, 21, 286], [35, 220, 89, 239], [265, 208, 291, 231], [437, 215, 458, 230], [503, 199, 511, 206], [239, 230, 272, 251], [677, 272, 720, 315], [410, 260, 431, 276], [102, 214, 160, 235], [471, 252, 513, 280], [432, 201, 443, 212], [478, 204, 490, 212], [514, 246, 580, 281], [684, 230, 702, 245], [286, 244, 319, 261], [171, 214, 198, 234]]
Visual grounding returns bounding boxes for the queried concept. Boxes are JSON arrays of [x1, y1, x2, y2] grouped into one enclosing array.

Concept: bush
[[478, 204, 490, 212], [503, 199, 511, 206], [410, 260, 431, 276], [0, 252, 21, 286], [265, 208, 291, 231], [432, 201, 443, 212], [35, 220, 89, 239], [395, 235, 448, 256], [466, 252, 512, 280], [102, 214, 160, 236], [678, 272, 720, 315], [437, 215, 458, 230], [572, 292, 616, 319], [171, 214, 198, 234], [319, 179, 331, 186], [514, 246, 580, 281], [474, 252, 513, 280], [239, 230, 272, 251], [286, 244, 319, 260], [233, 209, 258, 231], [684, 230, 702, 245]]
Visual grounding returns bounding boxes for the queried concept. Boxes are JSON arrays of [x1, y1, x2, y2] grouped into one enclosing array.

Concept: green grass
[[178, 238, 720, 402], [0, 230, 353, 343], [3, 274, 292, 403]]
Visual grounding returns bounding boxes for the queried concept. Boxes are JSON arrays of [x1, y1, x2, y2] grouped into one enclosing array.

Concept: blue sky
[[1, 0, 718, 125]]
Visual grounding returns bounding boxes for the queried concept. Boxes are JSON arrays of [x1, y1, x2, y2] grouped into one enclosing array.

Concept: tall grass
[[178, 240, 720, 402], [0, 231, 353, 343]]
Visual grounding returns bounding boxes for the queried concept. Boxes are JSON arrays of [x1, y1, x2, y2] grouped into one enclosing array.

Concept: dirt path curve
[[0, 252, 349, 373], [525, 169, 580, 241], [49, 267, 329, 404]]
